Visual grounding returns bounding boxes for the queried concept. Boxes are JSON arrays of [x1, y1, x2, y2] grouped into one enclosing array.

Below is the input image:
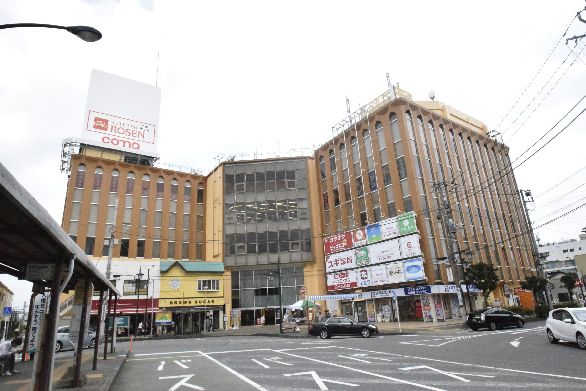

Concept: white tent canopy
[[288, 300, 305, 310]]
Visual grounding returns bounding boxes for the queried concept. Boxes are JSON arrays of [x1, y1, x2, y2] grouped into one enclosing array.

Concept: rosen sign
[[81, 70, 160, 157]]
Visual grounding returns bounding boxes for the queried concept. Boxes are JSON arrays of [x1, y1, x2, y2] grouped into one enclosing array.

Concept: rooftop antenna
[[429, 91, 436, 101]]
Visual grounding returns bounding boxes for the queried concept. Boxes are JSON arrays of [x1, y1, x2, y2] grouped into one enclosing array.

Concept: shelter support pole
[[22, 292, 37, 361], [35, 256, 65, 391], [74, 279, 90, 386], [110, 295, 117, 353], [104, 290, 112, 360], [92, 290, 104, 370]]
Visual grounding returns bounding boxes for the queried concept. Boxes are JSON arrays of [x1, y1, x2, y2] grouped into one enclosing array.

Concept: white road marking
[[251, 359, 270, 368], [510, 336, 523, 348], [157, 361, 166, 371], [339, 346, 586, 381], [263, 357, 293, 366], [198, 350, 269, 391], [400, 365, 470, 382], [159, 374, 204, 391], [283, 370, 359, 390], [181, 359, 192, 363], [338, 354, 371, 363], [205, 348, 272, 355], [174, 360, 189, 369], [276, 350, 446, 391]]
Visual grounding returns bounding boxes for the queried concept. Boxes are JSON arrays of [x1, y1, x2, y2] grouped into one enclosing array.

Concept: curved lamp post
[[0, 23, 102, 42]]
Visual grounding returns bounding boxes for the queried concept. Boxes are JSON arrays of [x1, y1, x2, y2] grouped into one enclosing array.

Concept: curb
[[102, 351, 130, 391]]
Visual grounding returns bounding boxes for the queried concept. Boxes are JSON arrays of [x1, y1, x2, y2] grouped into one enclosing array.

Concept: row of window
[[224, 229, 312, 255], [225, 200, 309, 223], [225, 170, 299, 194]]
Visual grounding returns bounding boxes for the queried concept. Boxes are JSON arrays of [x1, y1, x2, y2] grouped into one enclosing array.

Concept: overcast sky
[[1, 0, 585, 307]]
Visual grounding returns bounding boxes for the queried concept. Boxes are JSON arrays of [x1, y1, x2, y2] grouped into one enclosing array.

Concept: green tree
[[521, 275, 548, 307], [464, 263, 499, 308], [560, 272, 579, 302]]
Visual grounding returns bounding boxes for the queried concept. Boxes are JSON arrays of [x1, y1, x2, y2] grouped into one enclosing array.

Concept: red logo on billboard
[[93, 117, 109, 131]]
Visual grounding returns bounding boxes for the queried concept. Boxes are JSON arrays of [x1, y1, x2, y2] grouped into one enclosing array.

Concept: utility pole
[[520, 189, 553, 309], [278, 256, 283, 334], [433, 181, 467, 319]]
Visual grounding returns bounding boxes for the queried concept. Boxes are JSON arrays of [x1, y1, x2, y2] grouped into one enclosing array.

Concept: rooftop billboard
[[81, 70, 160, 157]]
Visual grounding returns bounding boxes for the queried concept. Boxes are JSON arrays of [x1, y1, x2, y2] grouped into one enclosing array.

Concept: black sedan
[[467, 308, 525, 331], [309, 317, 378, 339]]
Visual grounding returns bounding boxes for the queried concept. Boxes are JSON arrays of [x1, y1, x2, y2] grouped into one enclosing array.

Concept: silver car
[[545, 308, 586, 350], [55, 326, 96, 352]]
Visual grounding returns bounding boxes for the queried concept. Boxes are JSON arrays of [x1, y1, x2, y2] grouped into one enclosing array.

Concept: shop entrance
[[398, 296, 421, 321]]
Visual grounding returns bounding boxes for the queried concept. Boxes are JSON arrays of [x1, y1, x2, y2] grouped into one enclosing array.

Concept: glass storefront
[[231, 265, 305, 326]]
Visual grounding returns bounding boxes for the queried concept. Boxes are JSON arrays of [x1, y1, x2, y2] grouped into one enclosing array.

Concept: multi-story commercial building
[[0, 280, 14, 337], [206, 158, 325, 326], [313, 86, 536, 321], [59, 69, 537, 329]]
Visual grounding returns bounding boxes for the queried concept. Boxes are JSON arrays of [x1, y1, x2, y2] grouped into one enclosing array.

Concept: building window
[[85, 236, 95, 255], [93, 167, 103, 190], [136, 239, 145, 257], [182, 242, 189, 259], [360, 211, 367, 227], [110, 169, 119, 193], [323, 192, 329, 210], [153, 240, 161, 258], [333, 188, 340, 206], [319, 156, 326, 180], [120, 239, 129, 257], [197, 185, 204, 204], [198, 279, 219, 291], [184, 181, 191, 202], [397, 156, 407, 180], [168, 242, 175, 258], [126, 172, 135, 195], [157, 176, 164, 198], [141, 174, 150, 197], [171, 179, 178, 201], [123, 280, 147, 296], [75, 164, 86, 188], [196, 242, 203, 259]]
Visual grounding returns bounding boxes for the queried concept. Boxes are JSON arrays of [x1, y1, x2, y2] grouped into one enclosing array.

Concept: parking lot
[[112, 321, 586, 391]]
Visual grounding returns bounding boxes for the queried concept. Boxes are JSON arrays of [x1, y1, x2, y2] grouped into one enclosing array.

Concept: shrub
[[553, 301, 579, 309], [534, 304, 550, 319]]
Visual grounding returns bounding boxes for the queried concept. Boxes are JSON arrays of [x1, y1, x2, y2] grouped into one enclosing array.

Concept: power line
[[535, 163, 586, 198], [495, 14, 577, 133]]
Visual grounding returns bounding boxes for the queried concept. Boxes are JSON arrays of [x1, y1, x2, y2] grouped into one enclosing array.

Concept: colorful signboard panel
[[357, 268, 372, 287], [380, 218, 399, 240], [355, 247, 370, 267], [397, 212, 417, 235], [366, 224, 382, 244], [327, 270, 358, 291], [404, 258, 425, 281], [323, 232, 353, 256], [370, 265, 389, 286], [387, 261, 405, 284], [369, 239, 401, 265], [352, 228, 368, 247], [325, 249, 355, 273], [399, 234, 422, 258]]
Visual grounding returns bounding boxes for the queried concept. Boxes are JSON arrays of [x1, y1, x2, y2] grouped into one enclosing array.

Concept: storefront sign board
[[397, 211, 417, 235], [370, 265, 389, 286], [352, 228, 368, 247], [387, 261, 405, 284], [357, 268, 372, 287], [404, 285, 432, 295], [325, 249, 355, 273], [323, 232, 353, 255], [327, 270, 358, 291], [354, 247, 370, 267], [380, 218, 399, 240]]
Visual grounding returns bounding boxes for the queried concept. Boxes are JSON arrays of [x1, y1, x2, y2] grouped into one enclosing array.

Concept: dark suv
[[467, 308, 525, 331]]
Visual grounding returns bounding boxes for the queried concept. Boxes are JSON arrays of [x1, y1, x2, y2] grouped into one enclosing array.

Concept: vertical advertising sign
[[357, 268, 372, 287], [366, 224, 382, 244], [397, 212, 417, 235], [354, 247, 370, 267], [81, 70, 161, 157], [380, 218, 399, 240], [352, 228, 368, 247], [28, 294, 48, 353]]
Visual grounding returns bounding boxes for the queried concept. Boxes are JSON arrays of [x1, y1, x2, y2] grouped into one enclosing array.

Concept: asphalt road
[[111, 320, 586, 391]]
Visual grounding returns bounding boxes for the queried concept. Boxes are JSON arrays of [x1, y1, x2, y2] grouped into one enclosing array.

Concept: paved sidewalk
[[0, 345, 128, 391]]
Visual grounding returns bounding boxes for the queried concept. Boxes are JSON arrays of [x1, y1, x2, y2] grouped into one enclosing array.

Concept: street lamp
[[0, 23, 102, 42], [460, 249, 474, 313], [134, 267, 144, 336]]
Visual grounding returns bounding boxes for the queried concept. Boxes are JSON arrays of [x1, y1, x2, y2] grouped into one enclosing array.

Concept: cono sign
[[101, 136, 141, 150]]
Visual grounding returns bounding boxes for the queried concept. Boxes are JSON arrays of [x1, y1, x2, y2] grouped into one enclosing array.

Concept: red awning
[[91, 298, 159, 315]]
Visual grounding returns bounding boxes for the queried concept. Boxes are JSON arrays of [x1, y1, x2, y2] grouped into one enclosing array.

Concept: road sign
[[3, 307, 12, 316]]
